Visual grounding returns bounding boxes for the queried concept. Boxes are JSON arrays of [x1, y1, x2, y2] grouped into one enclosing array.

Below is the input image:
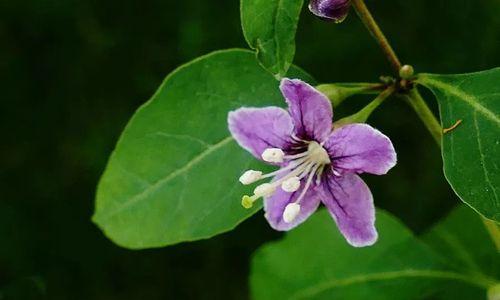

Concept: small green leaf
[[241, 0, 304, 78], [418, 69, 500, 222], [92, 49, 313, 249], [250, 207, 498, 300]]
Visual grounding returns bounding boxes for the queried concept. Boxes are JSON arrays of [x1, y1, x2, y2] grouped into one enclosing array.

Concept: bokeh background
[[1, 0, 499, 299]]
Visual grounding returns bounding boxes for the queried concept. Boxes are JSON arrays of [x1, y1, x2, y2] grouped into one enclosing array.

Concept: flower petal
[[228, 107, 294, 161], [280, 78, 333, 142], [319, 172, 377, 247], [264, 183, 321, 231], [324, 123, 397, 175]]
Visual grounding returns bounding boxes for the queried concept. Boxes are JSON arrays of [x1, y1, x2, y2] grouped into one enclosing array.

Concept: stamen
[[254, 183, 276, 197], [281, 176, 301, 192], [243, 160, 312, 210], [283, 203, 301, 223], [239, 170, 262, 185], [260, 156, 309, 180], [295, 164, 320, 205], [261, 148, 285, 163], [291, 134, 305, 143], [238, 139, 332, 212], [298, 161, 315, 179], [284, 151, 308, 160], [316, 165, 325, 185]]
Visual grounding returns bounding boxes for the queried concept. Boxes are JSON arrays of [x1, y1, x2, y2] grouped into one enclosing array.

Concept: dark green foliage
[[1, 0, 499, 299]]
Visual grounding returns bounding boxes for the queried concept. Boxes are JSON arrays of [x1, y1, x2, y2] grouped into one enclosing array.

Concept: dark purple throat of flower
[[228, 78, 397, 247]]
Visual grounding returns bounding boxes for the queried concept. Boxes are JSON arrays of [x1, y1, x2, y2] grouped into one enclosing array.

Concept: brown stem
[[351, 0, 402, 73]]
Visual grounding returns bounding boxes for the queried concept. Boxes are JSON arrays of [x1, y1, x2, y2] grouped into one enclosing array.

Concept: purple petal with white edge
[[324, 123, 397, 175], [280, 78, 333, 142], [264, 183, 321, 231], [309, 0, 351, 22], [228, 107, 294, 161], [319, 172, 377, 247]]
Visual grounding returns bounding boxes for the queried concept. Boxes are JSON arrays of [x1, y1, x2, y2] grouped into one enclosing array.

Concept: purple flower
[[228, 79, 396, 247], [309, 0, 351, 23]]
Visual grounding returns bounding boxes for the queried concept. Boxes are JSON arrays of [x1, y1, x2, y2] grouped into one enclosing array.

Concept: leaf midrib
[[418, 75, 500, 126], [473, 111, 499, 206], [273, 0, 284, 73], [95, 136, 234, 223], [289, 269, 497, 300]]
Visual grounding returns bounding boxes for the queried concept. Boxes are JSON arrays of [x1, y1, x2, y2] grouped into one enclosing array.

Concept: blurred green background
[[1, 0, 499, 299]]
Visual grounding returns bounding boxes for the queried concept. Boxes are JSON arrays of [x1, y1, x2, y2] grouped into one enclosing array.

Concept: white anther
[[239, 170, 263, 185], [281, 176, 301, 192], [333, 169, 341, 176], [283, 203, 301, 223], [261, 148, 285, 163], [254, 183, 276, 197]]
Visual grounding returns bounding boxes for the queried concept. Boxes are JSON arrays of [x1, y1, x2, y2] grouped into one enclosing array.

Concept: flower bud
[[399, 65, 415, 80], [308, 0, 351, 23]]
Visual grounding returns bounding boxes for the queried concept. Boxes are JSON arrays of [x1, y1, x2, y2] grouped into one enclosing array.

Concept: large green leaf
[[241, 0, 304, 78], [418, 69, 500, 222], [250, 207, 498, 300], [92, 49, 313, 249], [422, 206, 500, 299]]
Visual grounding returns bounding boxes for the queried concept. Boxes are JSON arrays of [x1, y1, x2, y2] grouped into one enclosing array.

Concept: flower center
[[306, 141, 331, 165], [239, 141, 331, 223]]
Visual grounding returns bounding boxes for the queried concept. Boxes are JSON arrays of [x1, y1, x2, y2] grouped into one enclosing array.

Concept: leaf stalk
[[403, 89, 442, 146], [334, 86, 395, 127]]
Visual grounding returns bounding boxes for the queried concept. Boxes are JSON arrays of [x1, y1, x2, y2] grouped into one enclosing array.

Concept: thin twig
[[351, 0, 402, 73], [443, 119, 463, 134]]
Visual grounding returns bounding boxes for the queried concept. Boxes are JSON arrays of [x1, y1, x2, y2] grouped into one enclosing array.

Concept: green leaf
[[418, 68, 500, 222], [241, 0, 304, 78], [422, 206, 500, 299], [250, 207, 498, 300], [92, 49, 314, 249]]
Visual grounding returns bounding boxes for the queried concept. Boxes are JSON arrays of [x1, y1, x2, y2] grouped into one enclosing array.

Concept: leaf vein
[[420, 76, 500, 126], [289, 269, 495, 300], [473, 112, 499, 207], [151, 132, 211, 148], [96, 136, 234, 222]]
